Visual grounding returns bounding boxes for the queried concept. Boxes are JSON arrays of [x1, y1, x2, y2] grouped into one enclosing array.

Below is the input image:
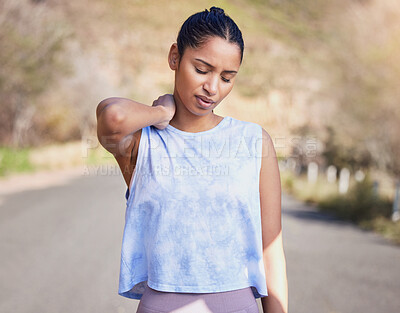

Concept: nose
[[203, 75, 218, 96]]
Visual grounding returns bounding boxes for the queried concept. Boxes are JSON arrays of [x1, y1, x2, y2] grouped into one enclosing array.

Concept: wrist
[[151, 105, 169, 125]]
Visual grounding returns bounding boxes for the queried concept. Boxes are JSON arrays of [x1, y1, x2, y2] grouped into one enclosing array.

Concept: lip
[[196, 95, 215, 104], [195, 96, 214, 109]]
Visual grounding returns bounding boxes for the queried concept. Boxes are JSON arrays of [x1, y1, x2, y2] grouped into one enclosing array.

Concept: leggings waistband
[[136, 283, 258, 313]]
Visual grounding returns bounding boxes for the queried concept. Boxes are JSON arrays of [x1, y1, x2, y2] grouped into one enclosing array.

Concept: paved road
[[0, 169, 399, 313]]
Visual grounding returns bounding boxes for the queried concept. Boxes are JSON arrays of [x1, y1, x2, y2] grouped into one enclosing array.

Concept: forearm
[[261, 240, 288, 313]]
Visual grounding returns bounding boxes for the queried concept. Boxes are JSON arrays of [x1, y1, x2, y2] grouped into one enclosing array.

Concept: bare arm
[[259, 128, 288, 313], [96, 95, 175, 157]]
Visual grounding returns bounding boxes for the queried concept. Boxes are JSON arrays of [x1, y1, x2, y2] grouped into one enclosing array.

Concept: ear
[[168, 43, 180, 70]]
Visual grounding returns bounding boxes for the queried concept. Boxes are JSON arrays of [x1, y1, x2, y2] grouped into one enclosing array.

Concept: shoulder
[[260, 127, 276, 159], [228, 116, 263, 134], [227, 117, 275, 153], [261, 127, 272, 143], [258, 127, 279, 177]]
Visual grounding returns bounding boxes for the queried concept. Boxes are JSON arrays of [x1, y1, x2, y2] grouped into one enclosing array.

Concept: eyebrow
[[194, 58, 238, 74]]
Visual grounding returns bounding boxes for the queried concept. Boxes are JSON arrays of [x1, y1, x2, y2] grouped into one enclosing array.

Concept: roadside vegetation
[[281, 169, 400, 245], [0, 147, 34, 176], [0, 142, 115, 177]]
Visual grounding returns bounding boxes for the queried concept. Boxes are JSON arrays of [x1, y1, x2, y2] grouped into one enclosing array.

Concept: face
[[168, 36, 242, 116]]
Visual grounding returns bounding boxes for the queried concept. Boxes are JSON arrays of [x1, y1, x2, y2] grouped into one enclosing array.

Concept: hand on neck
[[169, 92, 222, 133]]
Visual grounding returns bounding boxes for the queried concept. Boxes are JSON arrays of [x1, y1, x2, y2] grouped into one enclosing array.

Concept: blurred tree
[[0, 0, 71, 147], [240, 0, 400, 177]]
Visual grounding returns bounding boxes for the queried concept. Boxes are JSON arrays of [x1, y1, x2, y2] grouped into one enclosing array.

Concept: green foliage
[[0, 147, 34, 176], [360, 217, 400, 245], [281, 171, 294, 193], [318, 175, 392, 223], [86, 146, 116, 166], [283, 171, 399, 243]]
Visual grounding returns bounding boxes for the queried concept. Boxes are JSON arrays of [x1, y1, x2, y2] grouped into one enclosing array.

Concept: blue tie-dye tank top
[[118, 116, 268, 300]]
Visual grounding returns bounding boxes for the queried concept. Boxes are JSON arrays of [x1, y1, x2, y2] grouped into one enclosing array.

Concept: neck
[[169, 89, 222, 133]]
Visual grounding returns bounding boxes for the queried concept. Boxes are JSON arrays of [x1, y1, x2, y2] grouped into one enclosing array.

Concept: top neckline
[[165, 116, 230, 136]]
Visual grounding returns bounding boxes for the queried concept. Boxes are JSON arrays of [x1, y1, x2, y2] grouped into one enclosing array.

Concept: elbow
[[96, 98, 110, 119], [96, 97, 119, 120], [96, 99, 126, 147], [96, 98, 126, 126]]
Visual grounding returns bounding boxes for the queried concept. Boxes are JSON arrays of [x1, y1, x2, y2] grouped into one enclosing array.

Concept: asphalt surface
[[0, 168, 399, 313]]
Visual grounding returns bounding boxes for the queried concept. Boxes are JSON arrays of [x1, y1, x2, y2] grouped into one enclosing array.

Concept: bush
[[281, 171, 294, 193], [318, 175, 392, 222], [360, 217, 400, 244], [0, 147, 34, 176]]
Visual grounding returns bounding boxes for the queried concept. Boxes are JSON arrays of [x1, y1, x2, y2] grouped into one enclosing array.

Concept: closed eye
[[196, 67, 231, 83], [195, 67, 207, 74]]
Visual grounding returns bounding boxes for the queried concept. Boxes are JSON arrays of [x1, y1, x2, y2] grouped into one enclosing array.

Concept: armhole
[[256, 125, 263, 182], [127, 127, 147, 202]]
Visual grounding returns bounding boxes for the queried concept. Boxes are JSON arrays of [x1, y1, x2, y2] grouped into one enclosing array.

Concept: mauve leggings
[[136, 283, 259, 313]]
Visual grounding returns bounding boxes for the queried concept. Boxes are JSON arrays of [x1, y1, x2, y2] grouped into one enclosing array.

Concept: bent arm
[[96, 97, 169, 156], [259, 128, 288, 313]]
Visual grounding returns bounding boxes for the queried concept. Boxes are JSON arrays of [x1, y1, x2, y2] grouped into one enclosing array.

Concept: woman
[[96, 6, 288, 313]]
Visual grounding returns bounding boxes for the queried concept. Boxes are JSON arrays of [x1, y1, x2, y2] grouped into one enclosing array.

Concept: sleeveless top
[[118, 116, 268, 300]]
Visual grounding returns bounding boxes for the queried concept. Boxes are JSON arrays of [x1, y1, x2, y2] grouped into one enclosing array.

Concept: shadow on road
[[283, 206, 344, 224]]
